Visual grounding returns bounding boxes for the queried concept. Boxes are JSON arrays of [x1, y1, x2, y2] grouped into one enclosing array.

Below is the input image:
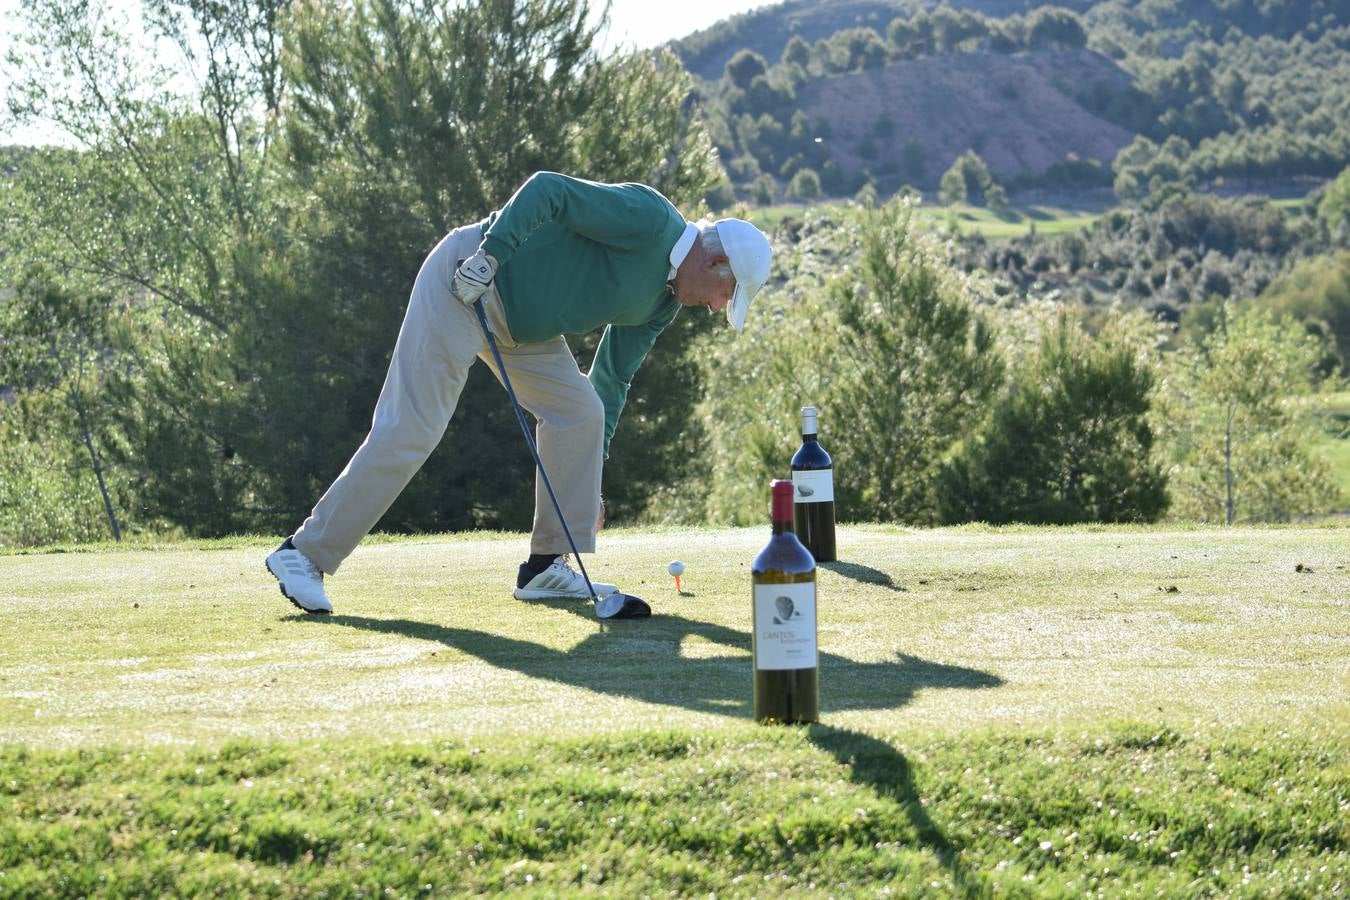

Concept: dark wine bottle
[[751, 479, 819, 725], [791, 405, 836, 563]]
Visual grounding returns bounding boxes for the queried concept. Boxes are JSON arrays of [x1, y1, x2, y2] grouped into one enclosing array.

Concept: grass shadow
[[808, 725, 983, 897], [820, 560, 906, 592], [299, 606, 1002, 718]]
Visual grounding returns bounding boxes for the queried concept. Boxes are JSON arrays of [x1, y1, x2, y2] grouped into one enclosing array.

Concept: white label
[[753, 582, 818, 671], [792, 468, 834, 503]]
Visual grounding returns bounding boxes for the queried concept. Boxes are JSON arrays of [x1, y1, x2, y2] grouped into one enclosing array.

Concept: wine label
[[753, 582, 818, 671], [791, 468, 833, 503]]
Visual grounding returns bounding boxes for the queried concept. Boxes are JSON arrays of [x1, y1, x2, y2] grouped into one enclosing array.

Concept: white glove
[[452, 249, 498, 305]]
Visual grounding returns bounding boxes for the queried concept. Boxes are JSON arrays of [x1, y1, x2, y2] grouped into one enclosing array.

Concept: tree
[[787, 168, 821, 200], [0, 272, 142, 543], [781, 35, 811, 70], [829, 199, 1004, 522], [3, 0, 289, 536], [1160, 305, 1339, 523], [939, 150, 1001, 207], [1319, 166, 1350, 234], [724, 49, 768, 90], [939, 308, 1169, 524], [1256, 251, 1350, 375], [939, 164, 968, 205], [1026, 7, 1087, 49]]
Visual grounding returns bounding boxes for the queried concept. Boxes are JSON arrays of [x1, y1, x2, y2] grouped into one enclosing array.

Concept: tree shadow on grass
[[820, 560, 906, 592], [298, 601, 1000, 719]]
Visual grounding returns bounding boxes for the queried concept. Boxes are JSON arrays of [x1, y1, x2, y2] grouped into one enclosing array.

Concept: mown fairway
[[2, 525, 1347, 896]]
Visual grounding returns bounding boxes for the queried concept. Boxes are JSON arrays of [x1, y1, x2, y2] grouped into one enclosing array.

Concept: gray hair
[[696, 220, 734, 281]]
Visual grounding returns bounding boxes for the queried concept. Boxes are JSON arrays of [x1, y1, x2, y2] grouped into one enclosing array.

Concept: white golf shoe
[[513, 555, 618, 601], [266, 538, 333, 614]]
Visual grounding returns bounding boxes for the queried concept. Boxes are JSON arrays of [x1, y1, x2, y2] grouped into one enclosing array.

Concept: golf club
[[471, 297, 650, 620]]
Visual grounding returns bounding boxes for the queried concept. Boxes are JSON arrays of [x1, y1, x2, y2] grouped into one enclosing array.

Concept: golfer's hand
[[595, 496, 606, 533], [452, 249, 498, 305]]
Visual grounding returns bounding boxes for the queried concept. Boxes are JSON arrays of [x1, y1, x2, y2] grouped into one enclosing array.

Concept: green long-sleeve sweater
[[479, 172, 687, 457]]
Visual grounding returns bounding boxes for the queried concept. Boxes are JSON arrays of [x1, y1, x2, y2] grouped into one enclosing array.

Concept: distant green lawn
[[2, 526, 1347, 895]]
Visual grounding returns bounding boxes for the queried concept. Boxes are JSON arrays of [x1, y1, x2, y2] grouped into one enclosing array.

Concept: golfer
[[266, 172, 772, 619]]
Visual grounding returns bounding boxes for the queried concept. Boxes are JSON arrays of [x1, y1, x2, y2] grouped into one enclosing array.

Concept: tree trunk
[[75, 400, 122, 542], [1224, 404, 1235, 526]]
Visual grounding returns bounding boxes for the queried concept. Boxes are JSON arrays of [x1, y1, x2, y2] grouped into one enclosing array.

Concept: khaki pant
[[292, 225, 604, 575]]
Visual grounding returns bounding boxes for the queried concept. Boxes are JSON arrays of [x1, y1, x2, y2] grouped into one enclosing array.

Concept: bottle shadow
[[820, 560, 907, 592], [807, 724, 983, 897], [295, 599, 1001, 718]]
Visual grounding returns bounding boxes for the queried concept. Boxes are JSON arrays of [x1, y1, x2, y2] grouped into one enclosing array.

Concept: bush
[[1159, 304, 1340, 523], [939, 308, 1169, 525], [787, 168, 821, 200]]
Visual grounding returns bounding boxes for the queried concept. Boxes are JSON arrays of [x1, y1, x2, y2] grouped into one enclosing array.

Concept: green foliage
[[0, 272, 138, 543], [724, 48, 767, 90], [940, 308, 1169, 525], [679, 200, 1000, 525], [953, 191, 1308, 312], [1160, 304, 1341, 522], [1319, 166, 1350, 234], [939, 150, 1001, 208], [786, 167, 820, 200], [1027, 6, 1088, 49], [1256, 251, 1350, 374], [0, 400, 133, 547], [938, 164, 967, 206], [827, 200, 1003, 522]]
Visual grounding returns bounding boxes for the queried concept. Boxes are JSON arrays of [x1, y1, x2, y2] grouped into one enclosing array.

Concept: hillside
[[795, 48, 1133, 187], [673, 0, 1103, 81], [679, 0, 1347, 204]]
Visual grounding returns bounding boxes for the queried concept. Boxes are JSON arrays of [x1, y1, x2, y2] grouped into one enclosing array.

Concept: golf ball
[[667, 560, 685, 577]]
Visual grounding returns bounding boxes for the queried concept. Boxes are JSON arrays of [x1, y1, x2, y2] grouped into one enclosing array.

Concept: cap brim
[[727, 283, 751, 331]]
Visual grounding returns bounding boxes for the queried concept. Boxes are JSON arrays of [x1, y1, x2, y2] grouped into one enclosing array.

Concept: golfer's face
[[705, 277, 735, 315], [677, 267, 735, 314]]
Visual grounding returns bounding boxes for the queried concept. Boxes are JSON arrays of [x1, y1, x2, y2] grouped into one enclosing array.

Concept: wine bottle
[[791, 405, 836, 562], [751, 479, 819, 725]]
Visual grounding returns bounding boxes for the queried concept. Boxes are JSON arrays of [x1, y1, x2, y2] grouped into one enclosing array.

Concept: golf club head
[[594, 591, 651, 620]]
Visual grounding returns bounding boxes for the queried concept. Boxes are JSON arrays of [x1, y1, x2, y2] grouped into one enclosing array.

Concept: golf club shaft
[[472, 298, 600, 603]]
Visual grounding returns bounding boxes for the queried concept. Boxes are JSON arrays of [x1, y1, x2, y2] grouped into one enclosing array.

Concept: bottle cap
[[771, 479, 794, 521], [801, 405, 818, 435]]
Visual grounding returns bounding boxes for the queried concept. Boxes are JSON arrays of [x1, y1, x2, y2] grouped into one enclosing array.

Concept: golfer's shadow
[[304, 600, 1001, 717]]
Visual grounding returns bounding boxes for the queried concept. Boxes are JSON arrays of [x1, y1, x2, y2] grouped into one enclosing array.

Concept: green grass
[[2, 526, 1347, 895]]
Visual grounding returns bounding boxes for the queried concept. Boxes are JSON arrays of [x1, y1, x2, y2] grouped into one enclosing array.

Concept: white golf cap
[[715, 218, 772, 331]]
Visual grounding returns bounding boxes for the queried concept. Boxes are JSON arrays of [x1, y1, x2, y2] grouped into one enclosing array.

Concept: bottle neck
[[801, 432, 818, 443], [771, 480, 794, 532], [801, 406, 818, 439]]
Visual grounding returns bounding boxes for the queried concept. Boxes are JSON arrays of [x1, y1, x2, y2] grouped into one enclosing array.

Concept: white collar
[[668, 222, 699, 282]]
